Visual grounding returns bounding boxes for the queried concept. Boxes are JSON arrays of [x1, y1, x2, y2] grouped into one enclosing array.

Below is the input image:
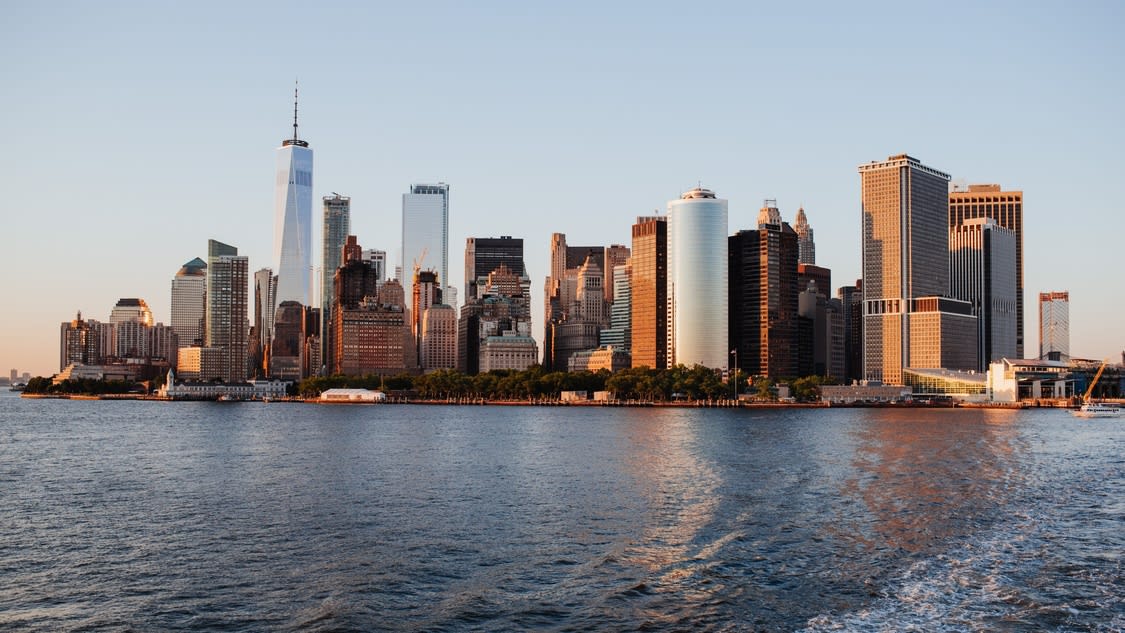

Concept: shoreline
[[17, 392, 1084, 409]]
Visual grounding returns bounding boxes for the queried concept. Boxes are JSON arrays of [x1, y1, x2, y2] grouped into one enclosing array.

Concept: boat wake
[[800, 513, 1124, 632]]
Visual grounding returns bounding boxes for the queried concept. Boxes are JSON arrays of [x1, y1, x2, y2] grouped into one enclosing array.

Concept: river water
[[1, 391, 1121, 631]]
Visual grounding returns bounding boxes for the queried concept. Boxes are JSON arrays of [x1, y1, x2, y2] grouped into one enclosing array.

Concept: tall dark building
[[797, 264, 832, 300], [205, 239, 248, 383], [630, 217, 667, 369], [459, 239, 533, 374], [464, 236, 526, 302], [838, 281, 864, 382], [728, 218, 800, 378], [335, 236, 381, 310], [321, 194, 351, 373]]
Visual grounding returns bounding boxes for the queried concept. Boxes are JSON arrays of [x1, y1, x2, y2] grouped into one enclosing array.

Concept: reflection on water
[[620, 409, 721, 571], [840, 408, 1024, 555], [2, 396, 1121, 632]]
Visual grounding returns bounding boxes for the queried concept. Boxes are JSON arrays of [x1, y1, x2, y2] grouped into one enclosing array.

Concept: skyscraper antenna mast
[[293, 80, 299, 141]]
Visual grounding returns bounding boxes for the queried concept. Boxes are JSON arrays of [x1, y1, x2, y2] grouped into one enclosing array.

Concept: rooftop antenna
[[292, 80, 299, 141]]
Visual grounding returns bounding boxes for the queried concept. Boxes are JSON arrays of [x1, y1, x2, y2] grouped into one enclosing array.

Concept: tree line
[[297, 365, 837, 402]]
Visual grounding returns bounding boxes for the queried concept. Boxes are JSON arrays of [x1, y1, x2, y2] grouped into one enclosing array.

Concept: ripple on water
[[0, 398, 1122, 631]]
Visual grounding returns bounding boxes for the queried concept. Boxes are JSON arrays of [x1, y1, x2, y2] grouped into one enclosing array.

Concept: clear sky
[[3, 1, 1123, 377]]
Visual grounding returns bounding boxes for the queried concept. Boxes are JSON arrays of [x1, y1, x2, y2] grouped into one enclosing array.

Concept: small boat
[[1071, 402, 1121, 418], [1070, 359, 1120, 418]]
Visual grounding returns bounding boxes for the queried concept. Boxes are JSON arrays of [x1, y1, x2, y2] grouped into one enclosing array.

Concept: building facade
[[1039, 291, 1069, 360], [205, 239, 249, 383], [630, 216, 667, 369], [59, 312, 103, 371], [401, 183, 449, 309], [668, 187, 728, 369], [480, 333, 539, 373], [949, 184, 1024, 357], [109, 298, 154, 359], [273, 90, 314, 308], [465, 236, 526, 302], [321, 193, 351, 372], [420, 304, 458, 371], [950, 217, 1018, 371], [859, 154, 960, 384], [728, 213, 800, 379], [599, 262, 632, 351], [171, 258, 206, 348], [838, 282, 863, 383], [794, 206, 815, 265]]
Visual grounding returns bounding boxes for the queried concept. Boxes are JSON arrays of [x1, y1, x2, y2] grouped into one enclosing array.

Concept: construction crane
[[1082, 359, 1110, 402], [412, 247, 428, 282]]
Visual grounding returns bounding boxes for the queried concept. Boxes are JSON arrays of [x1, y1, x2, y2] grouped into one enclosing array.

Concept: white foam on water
[[800, 519, 1124, 633]]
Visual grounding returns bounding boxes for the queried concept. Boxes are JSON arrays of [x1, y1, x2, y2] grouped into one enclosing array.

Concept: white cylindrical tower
[[667, 187, 728, 369]]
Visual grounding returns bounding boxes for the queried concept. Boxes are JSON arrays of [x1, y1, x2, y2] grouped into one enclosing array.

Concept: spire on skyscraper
[[283, 81, 308, 148]]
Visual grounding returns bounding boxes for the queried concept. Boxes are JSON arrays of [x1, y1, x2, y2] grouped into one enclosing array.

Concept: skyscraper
[[171, 257, 206, 348], [838, 281, 863, 383], [603, 244, 630, 303], [668, 187, 728, 369], [110, 298, 153, 359], [273, 86, 314, 308], [205, 239, 249, 383], [728, 207, 799, 379], [794, 206, 815, 265], [321, 193, 351, 372], [950, 218, 1017, 370], [599, 262, 632, 351], [1039, 291, 1069, 361], [401, 183, 449, 309], [420, 304, 457, 371], [542, 234, 608, 369], [630, 216, 667, 369], [412, 269, 441, 368], [858, 154, 975, 383], [252, 268, 277, 372], [464, 236, 528, 302], [458, 237, 533, 374], [60, 312, 102, 370], [949, 184, 1024, 357]]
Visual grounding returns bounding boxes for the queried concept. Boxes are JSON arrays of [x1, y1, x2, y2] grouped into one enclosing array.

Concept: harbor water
[[1, 392, 1121, 631]]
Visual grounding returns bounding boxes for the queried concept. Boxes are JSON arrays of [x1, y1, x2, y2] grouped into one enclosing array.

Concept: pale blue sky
[[3, 1, 1123, 376]]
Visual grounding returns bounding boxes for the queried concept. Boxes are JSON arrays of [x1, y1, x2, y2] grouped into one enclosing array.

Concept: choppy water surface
[[1, 392, 1121, 631]]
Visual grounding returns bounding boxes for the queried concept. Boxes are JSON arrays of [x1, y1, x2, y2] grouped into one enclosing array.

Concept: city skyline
[[3, 2, 1124, 377]]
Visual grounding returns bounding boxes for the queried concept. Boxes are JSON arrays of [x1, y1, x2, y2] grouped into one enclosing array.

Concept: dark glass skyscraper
[[728, 217, 799, 378]]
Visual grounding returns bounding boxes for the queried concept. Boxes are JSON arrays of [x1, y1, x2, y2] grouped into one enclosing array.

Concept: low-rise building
[[158, 369, 287, 400], [567, 346, 631, 373], [480, 332, 538, 372], [319, 388, 386, 402], [820, 382, 913, 404]]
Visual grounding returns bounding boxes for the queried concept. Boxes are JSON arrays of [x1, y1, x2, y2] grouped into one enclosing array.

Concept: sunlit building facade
[[630, 217, 667, 369], [859, 154, 961, 384], [171, 258, 206, 348], [794, 206, 815, 265], [273, 93, 314, 308], [420, 304, 458, 371], [205, 239, 249, 383], [1039, 291, 1069, 361], [668, 187, 728, 369]]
